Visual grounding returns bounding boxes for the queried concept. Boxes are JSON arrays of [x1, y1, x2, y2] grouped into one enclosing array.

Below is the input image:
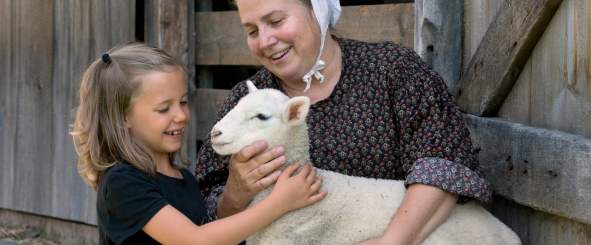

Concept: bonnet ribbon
[[301, 0, 342, 92]]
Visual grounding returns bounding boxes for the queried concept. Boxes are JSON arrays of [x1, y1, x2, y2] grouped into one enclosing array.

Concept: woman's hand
[[218, 140, 286, 217], [270, 164, 326, 213]]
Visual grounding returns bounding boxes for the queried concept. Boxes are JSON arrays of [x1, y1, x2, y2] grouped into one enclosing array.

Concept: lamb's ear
[[282, 96, 311, 126], [246, 80, 258, 93]]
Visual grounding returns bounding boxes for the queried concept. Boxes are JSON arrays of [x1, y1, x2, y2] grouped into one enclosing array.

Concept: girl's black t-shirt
[[97, 162, 208, 245]]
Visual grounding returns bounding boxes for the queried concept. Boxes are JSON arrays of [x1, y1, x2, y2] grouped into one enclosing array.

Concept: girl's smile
[[125, 66, 190, 164]]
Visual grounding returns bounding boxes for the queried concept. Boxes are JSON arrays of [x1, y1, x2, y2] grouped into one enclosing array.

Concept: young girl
[[71, 43, 326, 245]]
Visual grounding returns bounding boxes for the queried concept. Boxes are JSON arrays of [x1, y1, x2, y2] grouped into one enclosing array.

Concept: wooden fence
[[1, 0, 590, 244]]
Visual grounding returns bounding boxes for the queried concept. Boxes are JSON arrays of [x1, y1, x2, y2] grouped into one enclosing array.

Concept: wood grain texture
[[466, 115, 591, 225], [0, 0, 16, 211], [3, 0, 55, 217], [0, 0, 136, 225], [490, 197, 591, 245], [499, 0, 591, 138], [196, 4, 415, 65], [145, 0, 191, 68], [458, 0, 564, 116], [415, 0, 463, 94], [463, 0, 504, 72], [52, 0, 136, 225]]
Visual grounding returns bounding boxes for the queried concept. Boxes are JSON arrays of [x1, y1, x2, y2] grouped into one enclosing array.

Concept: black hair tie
[[101, 53, 112, 64]]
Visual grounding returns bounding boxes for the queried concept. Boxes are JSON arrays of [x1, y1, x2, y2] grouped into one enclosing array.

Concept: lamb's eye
[[254, 114, 270, 121]]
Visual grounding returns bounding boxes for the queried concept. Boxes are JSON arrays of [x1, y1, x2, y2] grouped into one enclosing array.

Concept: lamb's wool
[[210, 81, 521, 245]]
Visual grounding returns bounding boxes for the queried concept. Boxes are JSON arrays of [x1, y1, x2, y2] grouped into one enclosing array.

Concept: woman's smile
[[269, 47, 292, 65]]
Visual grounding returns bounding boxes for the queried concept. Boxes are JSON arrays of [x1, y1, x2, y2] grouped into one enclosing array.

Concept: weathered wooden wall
[[0, 0, 136, 226], [2, 1, 590, 244], [463, 0, 591, 244], [499, 0, 591, 137]]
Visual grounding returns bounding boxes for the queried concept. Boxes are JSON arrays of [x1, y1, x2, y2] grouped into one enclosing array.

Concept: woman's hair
[[71, 42, 185, 189]]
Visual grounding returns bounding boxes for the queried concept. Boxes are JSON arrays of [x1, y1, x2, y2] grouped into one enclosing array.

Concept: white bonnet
[[301, 0, 341, 91]]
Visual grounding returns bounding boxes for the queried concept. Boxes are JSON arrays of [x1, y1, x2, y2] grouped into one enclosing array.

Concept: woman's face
[[236, 0, 320, 83]]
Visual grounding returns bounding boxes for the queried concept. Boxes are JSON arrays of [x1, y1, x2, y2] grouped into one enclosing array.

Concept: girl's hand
[[270, 164, 326, 213], [220, 141, 286, 215]]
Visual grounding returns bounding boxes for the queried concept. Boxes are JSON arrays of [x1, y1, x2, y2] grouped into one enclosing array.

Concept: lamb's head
[[210, 80, 311, 156]]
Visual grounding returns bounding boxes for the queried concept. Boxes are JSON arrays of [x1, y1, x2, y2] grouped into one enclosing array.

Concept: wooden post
[[457, 0, 564, 116], [197, 0, 214, 89], [414, 0, 464, 95]]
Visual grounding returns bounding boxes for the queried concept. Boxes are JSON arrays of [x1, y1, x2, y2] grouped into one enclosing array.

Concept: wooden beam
[[196, 3, 415, 65], [145, 0, 193, 71], [465, 115, 591, 225], [415, 0, 463, 94], [457, 0, 563, 116]]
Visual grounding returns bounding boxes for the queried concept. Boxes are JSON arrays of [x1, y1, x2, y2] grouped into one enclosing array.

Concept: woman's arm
[[358, 183, 458, 245], [145, 164, 325, 245]]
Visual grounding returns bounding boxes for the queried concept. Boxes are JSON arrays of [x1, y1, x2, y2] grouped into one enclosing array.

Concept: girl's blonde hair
[[71, 42, 185, 189]]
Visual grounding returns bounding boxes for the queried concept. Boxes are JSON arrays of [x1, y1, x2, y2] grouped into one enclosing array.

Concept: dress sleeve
[[194, 81, 249, 220], [99, 166, 168, 244], [390, 47, 492, 203]]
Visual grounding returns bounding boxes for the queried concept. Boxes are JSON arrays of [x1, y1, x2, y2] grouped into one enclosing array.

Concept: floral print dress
[[195, 38, 492, 220]]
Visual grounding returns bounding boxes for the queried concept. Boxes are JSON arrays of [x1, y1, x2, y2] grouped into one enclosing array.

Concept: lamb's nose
[[211, 129, 222, 138]]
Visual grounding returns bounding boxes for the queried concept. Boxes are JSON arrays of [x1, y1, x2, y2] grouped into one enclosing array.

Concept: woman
[[195, 0, 492, 244]]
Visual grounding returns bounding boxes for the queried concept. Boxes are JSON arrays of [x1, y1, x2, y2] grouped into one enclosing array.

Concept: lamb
[[209, 80, 521, 245]]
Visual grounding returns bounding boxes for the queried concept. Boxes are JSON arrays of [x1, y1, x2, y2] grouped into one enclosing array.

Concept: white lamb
[[209, 80, 521, 245]]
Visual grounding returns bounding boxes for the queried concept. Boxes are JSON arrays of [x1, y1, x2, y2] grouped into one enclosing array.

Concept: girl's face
[[237, 0, 320, 83], [125, 66, 189, 163]]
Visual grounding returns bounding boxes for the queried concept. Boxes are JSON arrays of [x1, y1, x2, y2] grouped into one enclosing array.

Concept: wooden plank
[[457, 0, 564, 116], [196, 0, 214, 88], [48, 0, 136, 225], [463, 0, 504, 72], [465, 115, 591, 225], [499, 0, 591, 138], [6, 0, 55, 217], [145, 0, 192, 69], [194, 88, 230, 140], [0, 0, 15, 210], [196, 3, 415, 65], [415, 0, 463, 94], [490, 197, 591, 245]]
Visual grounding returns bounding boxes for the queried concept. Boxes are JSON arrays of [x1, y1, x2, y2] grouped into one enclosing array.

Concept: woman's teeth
[[271, 48, 290, 60]]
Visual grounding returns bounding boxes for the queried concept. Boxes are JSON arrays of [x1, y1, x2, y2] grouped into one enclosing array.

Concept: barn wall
[[0, 0, 136, 225], [464, 0, 591, 244], [499, 0, 591, 137]]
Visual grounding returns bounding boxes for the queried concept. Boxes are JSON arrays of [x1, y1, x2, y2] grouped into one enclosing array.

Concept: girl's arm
[[358, 183, 458, 245], [144, 164, 325, 245]]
